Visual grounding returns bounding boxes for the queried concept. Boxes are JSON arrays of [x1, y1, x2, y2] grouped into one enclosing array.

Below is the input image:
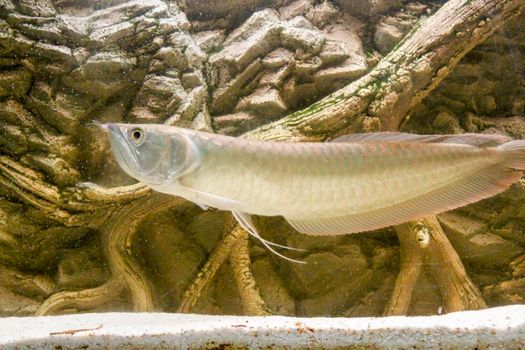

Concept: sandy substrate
[[1, 305, 524, 349]]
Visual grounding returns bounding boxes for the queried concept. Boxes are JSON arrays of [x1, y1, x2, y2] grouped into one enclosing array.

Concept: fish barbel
[[104, 123, 525, 261]]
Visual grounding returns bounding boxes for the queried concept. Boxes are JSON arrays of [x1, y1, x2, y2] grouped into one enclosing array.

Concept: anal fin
[[286, 163, 523, 236]]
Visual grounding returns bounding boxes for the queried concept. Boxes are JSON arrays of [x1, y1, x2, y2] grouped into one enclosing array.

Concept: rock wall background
[[0, 0, 524, 317]]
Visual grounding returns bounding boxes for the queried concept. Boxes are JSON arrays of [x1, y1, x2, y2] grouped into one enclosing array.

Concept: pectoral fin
[[168, 181, 246, 211]]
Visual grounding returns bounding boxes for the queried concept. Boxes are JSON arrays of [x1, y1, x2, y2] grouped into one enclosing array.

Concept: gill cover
[[166, 130, 202, 181]]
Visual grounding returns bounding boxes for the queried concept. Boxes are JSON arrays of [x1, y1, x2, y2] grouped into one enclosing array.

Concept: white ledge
[[1, 305, 524, 349]]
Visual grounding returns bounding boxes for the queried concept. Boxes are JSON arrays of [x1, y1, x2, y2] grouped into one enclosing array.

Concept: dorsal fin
[[330, 132, 510, 147]]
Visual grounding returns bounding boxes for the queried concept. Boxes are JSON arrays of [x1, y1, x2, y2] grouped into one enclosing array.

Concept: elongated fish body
[[173, 134, 500, 218], [104, 123, 525, 238]]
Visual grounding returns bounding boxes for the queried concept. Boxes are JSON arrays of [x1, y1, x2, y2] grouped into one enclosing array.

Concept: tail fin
[[499, 140, 525, 170]]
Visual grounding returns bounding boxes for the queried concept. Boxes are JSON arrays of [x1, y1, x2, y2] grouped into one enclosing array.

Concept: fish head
[[104, 123, 201, 186]]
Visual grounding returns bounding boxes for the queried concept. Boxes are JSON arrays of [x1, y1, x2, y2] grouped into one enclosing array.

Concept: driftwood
[[247, 0, 524, 141], [0, 0, 523, 316], [385, 217, 487, 316]]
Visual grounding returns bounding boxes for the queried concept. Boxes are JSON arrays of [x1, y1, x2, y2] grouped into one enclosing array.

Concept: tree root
[[35, 276, 126, 315], [385, 216, 487, 316], [0, 170, 74, 224], [37, 192, 184, 315], [178, 219, 245, 313], [62, 182, 151, 208], [178, 220, 270, 315], [103, 192, 184, 312], [229, 230, 271, 316], [0, 155, 150, 210], [383, 222, 426, 315], [425, 216, 487, 312], [0, 156, 150, 229]]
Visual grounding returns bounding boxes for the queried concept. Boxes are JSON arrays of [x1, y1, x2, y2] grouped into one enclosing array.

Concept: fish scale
[[186, 136, 483, 218]]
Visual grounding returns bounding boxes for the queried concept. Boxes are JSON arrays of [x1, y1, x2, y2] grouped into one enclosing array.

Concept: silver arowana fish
[[103, 123, 525, 262]]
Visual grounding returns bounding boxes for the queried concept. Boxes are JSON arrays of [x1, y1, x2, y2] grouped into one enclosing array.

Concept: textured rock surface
[[207, 6, 367, 134], [0, 0, 209, 316], [0, 0, 524, 320], [438, 212, 524, 268]]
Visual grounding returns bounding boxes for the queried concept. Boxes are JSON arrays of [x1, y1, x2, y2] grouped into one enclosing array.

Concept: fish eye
[[129, 127, 145, 145]]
